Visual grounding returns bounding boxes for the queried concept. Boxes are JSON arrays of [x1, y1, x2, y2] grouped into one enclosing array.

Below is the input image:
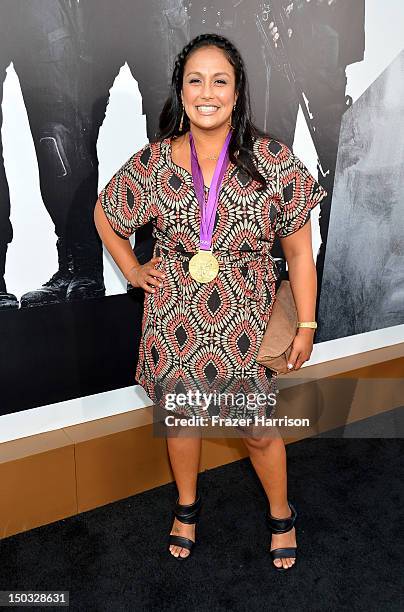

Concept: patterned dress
[[98, 135, 327, 420]]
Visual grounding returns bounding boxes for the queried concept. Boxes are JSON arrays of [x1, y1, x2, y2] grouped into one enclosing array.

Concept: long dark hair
[[156, 33, 269, 189]]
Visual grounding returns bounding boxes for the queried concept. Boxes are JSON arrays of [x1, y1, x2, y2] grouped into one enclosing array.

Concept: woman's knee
[[240, 425, 281, 449], [242, 433, 273, 450]]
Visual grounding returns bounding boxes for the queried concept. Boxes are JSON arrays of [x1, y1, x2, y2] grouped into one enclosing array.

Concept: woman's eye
[[188, 78, 227, 85]]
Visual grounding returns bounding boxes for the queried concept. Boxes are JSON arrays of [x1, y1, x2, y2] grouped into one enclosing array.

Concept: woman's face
[[181, 45, 238, 132]]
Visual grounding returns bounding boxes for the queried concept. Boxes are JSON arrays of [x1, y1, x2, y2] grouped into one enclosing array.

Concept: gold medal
[[188, 130, 231, 284], [189, 248, 219, 283]]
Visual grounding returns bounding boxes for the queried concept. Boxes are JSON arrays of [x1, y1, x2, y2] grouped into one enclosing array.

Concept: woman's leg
[[242, 428, 296, 569], [166, 430, 202, 558]]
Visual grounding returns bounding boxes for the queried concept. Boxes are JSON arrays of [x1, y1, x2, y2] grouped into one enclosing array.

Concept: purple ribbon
[[189, 130, 232, 251]]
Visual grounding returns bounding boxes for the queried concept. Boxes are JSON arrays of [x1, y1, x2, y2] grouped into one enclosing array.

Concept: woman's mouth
[[196, 105, 220, 115]]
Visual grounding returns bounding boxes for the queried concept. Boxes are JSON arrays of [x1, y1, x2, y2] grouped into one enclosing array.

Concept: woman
[[94, 33, 327, 571]]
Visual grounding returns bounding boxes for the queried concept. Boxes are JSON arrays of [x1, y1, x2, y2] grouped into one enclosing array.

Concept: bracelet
[[297, 321, 317, 329]]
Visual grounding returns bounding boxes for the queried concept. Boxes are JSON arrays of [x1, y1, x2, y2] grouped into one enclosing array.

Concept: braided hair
[[156, 33, 269, 189]]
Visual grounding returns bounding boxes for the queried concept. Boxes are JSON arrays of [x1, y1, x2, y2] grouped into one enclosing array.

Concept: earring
[[228, 103, 236, 130], [179, 105, 184, 132]]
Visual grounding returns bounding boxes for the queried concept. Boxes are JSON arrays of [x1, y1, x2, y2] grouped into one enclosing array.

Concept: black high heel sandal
[[168, 492, 202, 560], [267, 500, 298, 571]]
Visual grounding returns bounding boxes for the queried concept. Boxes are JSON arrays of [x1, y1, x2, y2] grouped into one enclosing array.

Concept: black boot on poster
[[20, 236, 74, 308], [66, 238, 105, 301], [0, 244, 18, 310]]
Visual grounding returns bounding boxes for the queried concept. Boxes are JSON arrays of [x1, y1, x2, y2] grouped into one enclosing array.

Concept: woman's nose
[[201, 82, 214, 99]]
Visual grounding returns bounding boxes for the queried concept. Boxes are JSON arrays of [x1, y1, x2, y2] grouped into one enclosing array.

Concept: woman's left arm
[[268, 141, 328, 370], [279, 221, 317, 370]]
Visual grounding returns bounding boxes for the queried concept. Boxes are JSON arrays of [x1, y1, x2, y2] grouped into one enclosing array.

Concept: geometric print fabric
[[99, 135, 327, 418]]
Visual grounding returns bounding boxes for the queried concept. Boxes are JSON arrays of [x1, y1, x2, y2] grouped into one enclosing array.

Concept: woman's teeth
[[196, 105, 219, 113]]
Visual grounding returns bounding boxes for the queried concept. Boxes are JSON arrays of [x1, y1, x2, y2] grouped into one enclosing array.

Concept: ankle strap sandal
[[266, 500, 298, 571], [168, 492, 202, 559]]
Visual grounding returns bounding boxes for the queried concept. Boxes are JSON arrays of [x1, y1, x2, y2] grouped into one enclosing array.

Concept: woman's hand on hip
[[126, 257, 166, 293]]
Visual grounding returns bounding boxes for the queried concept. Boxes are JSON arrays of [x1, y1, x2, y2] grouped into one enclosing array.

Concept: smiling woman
[[171, 46, 239, 184], [157, 33, 268, 189], [182, 46, 237, 125], [95, 33, 327, 569]]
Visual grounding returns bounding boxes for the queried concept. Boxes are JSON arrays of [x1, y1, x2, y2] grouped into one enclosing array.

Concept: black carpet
[[1, 408, 403, 612]]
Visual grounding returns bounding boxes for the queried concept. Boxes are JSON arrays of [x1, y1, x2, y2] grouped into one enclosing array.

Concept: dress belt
[[157, 244, 280, 278]]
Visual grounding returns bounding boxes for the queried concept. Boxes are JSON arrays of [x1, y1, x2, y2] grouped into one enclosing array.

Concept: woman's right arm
[[94, 198, 164, 293]]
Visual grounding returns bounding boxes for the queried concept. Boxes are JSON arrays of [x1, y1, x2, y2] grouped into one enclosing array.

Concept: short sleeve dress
[[98, 136, 327, 419]]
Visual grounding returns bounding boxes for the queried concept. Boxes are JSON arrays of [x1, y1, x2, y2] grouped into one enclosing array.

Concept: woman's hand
[[126, 256, 166, 293], [287, 328, 315, 371]]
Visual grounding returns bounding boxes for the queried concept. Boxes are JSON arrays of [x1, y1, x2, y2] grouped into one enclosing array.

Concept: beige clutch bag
[[256, 280, 298, 375]]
